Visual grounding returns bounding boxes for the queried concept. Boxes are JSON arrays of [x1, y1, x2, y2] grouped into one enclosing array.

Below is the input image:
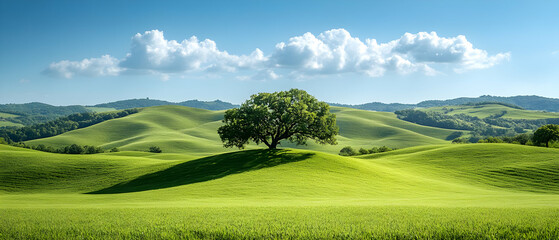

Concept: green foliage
[[340, 145, 393, 156], [445, 131, 463, 140], [65, 144, 84, 154], [0, 102, 93, 126], [462, 133, 534, 145], [358, 147, 369, 155], [218, 89, 338, 149], [478, 137, 504, 143], [0, 102, 89, 116], [533, 124, 559, 147], [339, 146, 357, 156], [367, 146, 393, 154], [0, 109, 138, 142], [109, 147, 120, 152], [395, 108, 559, 138], [21, 143, 104, 154], [148, 146, 162, 153], [452, 138, 470, 144]]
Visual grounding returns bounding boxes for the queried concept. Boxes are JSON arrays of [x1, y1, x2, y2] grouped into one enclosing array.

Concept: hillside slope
[[26, 105, 458, 154], [93, 98, 238, 110], [332, 95, 559, 112], [423, 103, 559, 120], [1, 144, 558, 207]]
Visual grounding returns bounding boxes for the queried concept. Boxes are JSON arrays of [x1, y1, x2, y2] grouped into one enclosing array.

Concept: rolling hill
[[1, 143, 558, 206], [26, 105, 459, 155], [422, 103, 559, 120], [0, 102, 92, 126], [93, 98, 238, 110], [3, 122, 559, 239], [332, 95, 559, 112], [0, 99, 238, 127]]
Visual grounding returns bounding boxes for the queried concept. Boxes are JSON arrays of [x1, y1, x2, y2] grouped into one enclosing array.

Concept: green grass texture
[[425, 103, 559, 119], [2, 143, 558, 205], [2, 141, 559, 239], [4, 105, 559, 239], [26, 105, 457, 154], [1, 143, 559, 239]]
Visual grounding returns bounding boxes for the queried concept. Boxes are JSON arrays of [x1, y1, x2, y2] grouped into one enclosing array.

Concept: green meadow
[[423, 103, 559, 119], [0, 112, 23, 128], [2, 106, 559, 239], [26, 105, 456, 155]]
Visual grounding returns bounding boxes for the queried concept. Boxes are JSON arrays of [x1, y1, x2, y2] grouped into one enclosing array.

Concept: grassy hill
[[5, 105, 559, 239], [2, 142, 559, 239], [26, 105, 458, 154], [333, 95, 559, 112], [423, 103, 559, 120], [0, 102, 92, 127], [93, 98, 238, 110], [2, 143, 558, 204]]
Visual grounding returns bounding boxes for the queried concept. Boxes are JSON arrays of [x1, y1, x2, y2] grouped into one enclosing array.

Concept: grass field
[[0, 112, 23, 128], [0, 120, 23, 128], [3, 105, 559, 239], [424, 103, 559, 119], [2, 207, 558, 239], [0, 112, 19, 118], [26, 105, 457, 155], [1, 143, 558, 239]]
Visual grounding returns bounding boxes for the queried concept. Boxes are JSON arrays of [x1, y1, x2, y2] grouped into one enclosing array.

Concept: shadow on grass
[[88, 149, 314, 194]]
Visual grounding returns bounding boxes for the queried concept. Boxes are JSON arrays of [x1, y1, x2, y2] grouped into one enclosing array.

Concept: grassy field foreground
[[1, 143, 559, 239], [2, 207, 559, 239]]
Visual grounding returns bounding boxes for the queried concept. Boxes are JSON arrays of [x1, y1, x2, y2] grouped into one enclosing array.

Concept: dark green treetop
[[533, 124, 559, 148], [218, 89, 338, 149]]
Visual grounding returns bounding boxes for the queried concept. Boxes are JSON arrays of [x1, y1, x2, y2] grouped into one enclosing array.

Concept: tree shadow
[[88, 149, 314, 194]]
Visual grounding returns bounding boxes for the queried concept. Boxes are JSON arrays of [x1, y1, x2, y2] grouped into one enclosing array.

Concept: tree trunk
[[269, 139, 278, 149], [546, 141, 549, 148]]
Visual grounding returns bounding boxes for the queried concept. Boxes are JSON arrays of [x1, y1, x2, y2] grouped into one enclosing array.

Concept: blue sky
[[1, 0, 558, 105]]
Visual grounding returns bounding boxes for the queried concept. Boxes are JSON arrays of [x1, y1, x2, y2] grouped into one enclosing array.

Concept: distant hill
[[93, 98, 238, 110], [422, 102, 559, 120], [26, 105, 457, 154], [331, 95, 559, 112], [0, 102, 91, 127], [0, 102, 90, 116], [0, 99, 239, 127]]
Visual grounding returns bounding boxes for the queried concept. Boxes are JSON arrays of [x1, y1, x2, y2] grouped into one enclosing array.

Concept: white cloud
[[120, 30, 266, 72], [269, 29, 509, 77], [43, 55, 121, 78], [44, 29, 509, 79]]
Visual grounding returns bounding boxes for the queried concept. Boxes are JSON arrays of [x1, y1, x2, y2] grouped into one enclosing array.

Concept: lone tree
[[218, 89, 338, 149], [533, 124, 559, 148]]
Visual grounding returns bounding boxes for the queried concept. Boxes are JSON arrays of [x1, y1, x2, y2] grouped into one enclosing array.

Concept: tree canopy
[[533, 124, 559, 147], [218, 89, 338, 149]]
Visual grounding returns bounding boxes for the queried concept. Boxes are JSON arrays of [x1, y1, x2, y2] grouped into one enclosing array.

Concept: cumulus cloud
[[43, 55, 121, 78], [120, 30, 266, 72], [269, 29, 510, 76], [44, 29, 509, 79]]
